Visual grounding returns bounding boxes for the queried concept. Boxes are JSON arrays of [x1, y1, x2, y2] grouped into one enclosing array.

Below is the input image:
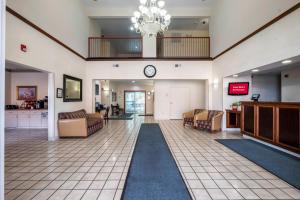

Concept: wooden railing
[[157, 37, 210, 58], [88, 37, 143, 58]]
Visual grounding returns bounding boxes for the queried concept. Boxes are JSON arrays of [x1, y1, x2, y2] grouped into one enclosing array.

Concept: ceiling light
[[131, 0, 171, 37], [252, 69, 259, 72], [157, 1, 165, 8], [282, 60, 292, 64], [233, 74, 238, 77]]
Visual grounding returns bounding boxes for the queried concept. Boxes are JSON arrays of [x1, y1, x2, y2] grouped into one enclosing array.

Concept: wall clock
[[144, 65, 157, 78]]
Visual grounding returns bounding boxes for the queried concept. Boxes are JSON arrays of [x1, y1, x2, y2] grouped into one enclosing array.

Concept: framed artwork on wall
[[63, 74, 83, 102], [56, 88, 63, 98], [112, 92, 117, 102], [95, 84, 99, 95], [17, 86, 37, 100]]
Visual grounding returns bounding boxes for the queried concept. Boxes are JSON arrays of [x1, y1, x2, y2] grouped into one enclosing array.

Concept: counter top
[[241, 101, 300, 106], [6, 109, 48, 111]]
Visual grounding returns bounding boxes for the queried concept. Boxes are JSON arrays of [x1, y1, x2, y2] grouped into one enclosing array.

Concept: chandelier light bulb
[[151, 6, 158, 13], [141, 7, 148, 14], [131, 17, 137, 23], [139, 5, 144, 12], [151, 0, 157, 2], [140, 0, 147, 5], [134, 11, 141, 18], [134, 24, 139, 28], [130, 26, 134, 31], [165, 14, 171, 20], [157, 1, 165, 8], [160, 9, 167, 16]]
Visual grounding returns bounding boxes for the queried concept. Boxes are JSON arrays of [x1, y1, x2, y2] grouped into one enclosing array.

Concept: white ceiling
[[97, 17, 209, 36], [228, 55, 300, 78], [83, 0, 213, 8], [5, 61, 43, 73]]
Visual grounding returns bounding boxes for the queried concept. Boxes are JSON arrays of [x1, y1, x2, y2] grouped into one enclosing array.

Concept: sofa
[[194, 110, 224, 132], [58, 109, 104, 138], [183, 109, 205, 126]]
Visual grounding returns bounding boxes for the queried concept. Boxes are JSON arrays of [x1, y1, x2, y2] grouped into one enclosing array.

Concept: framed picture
[[95, 84, 99, 95], [17, 86, 37, 100], [63, 74, 82, 102], [112, 92, 117, 102], [56, 88, 63, 98]]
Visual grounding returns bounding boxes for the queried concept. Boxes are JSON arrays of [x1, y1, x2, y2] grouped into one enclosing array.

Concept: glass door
[[125, 91, 145, 114]]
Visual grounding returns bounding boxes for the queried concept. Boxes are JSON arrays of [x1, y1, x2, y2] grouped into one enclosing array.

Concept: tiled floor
[[5, 116, 300, 200]]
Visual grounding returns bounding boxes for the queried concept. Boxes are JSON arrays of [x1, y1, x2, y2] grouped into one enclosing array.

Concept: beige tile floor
[[4, 116, 300, 200]]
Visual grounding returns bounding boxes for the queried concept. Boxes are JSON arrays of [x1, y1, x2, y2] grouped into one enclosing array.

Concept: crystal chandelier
[[130, 0, 171, 37]]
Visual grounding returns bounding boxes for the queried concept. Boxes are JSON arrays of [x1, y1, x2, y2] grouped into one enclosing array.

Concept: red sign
[[228, 82, 249, 95], [20, 44, 27, 52]]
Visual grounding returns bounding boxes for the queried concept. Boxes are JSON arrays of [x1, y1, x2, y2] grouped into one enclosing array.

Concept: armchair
[[194, 110, 224, 132], [183, 109, 205, 126]]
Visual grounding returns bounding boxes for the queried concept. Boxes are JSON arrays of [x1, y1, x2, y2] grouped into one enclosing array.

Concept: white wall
[[7, 72, 48, 105], [281, 67, 300, 102], [7, 0, 91, 57], [0, 0, 5, 198], [212, 9, 300, 110], [252, 74, 281, 102], [210, 0, 300, 57], [154, 80, 206, 120], [5, 71, 11, 104], [6, 12, 87, 140], [85, 61, 213, 113]]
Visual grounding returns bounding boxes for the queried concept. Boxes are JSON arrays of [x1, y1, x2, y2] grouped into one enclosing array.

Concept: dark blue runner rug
[[216, 139, 300, 189], [121, 123, 192, 200]]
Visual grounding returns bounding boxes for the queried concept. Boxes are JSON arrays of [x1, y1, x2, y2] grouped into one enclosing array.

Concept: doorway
[[124, 90, 146, 114]]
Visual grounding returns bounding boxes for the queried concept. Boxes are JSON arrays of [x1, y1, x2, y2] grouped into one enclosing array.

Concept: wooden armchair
[[183, 109, 205, 126]]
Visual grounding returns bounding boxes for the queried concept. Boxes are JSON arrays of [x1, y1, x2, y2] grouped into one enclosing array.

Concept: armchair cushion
[[195, 110, 208, 121]]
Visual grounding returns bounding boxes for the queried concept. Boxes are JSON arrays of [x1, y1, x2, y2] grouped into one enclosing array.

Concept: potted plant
[[231, 102, 240, 111]]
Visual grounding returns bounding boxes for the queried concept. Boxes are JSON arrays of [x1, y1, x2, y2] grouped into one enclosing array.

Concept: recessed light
[[233, 74, 238, 77], [282, 60, 292, 64], [252, 69, 259, 72]]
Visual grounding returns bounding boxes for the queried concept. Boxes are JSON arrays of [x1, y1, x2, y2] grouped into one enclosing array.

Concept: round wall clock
[[144, 65, 157, 78]]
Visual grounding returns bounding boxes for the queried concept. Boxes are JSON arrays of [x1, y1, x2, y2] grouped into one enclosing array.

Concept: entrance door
[[125, 91, 146, 114], [170, 87, 190, 119]]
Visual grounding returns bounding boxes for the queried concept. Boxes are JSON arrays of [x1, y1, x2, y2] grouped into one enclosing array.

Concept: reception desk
[[241, 101, 300, 153]]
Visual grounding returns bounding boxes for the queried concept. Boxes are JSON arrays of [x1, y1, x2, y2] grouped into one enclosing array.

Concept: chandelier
[[130, 0, 171, 37]]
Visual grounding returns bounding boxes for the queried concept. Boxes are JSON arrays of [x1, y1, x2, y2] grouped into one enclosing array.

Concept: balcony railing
[[157, 37, 210, 58], [88, 37, 143, 58]]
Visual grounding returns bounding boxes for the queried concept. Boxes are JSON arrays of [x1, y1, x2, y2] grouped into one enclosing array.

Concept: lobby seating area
[[58, 109, 104, 138], [183, 109, 224, 132]]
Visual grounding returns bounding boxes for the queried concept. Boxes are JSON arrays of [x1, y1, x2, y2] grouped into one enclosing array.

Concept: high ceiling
[[96, 17, 209, 36], [83, 0, 213, 8]]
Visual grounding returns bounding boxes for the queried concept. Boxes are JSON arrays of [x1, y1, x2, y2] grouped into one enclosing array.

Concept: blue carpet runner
[[121, 123, 192, 200], [216, 139, 300, 189]]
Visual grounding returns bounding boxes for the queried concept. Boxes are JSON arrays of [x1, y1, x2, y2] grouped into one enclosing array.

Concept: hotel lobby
[[0, 0, 300, 200]]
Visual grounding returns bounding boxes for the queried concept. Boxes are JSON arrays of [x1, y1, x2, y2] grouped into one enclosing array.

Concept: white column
[[0, 0, 5, 199], [142, 36, 156, 57], [48, 73, 56, 141]]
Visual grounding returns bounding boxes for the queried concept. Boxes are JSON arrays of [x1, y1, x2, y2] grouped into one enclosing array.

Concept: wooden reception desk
[[241, 101, 300, 153]]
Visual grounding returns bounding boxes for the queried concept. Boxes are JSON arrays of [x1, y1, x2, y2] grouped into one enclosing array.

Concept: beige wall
[[7, 72, 48, 105], [5, 71, 11, 105]]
